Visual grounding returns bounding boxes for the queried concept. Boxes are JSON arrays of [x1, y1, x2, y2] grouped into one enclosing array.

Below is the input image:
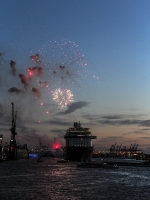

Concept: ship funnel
[[74, 122, 78, 128]]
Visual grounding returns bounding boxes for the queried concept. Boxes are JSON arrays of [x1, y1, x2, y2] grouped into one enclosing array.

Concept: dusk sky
[[1, 0, 150, 152]]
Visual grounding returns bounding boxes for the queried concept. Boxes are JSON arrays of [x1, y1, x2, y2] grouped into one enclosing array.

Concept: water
[[0, 158, 150, 200]]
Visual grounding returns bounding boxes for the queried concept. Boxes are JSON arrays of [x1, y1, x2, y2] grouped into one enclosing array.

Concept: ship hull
[[65, 146, 93, 161]]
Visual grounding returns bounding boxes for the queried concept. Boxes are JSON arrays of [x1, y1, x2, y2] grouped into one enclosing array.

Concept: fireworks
[[38, 39, 88, 90], [1, 35, 98, 115], [51, 88, 74, 109], [30, 53, 41, 64]]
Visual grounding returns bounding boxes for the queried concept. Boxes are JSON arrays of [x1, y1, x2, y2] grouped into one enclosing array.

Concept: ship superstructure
[[64, 122, 97, 161]]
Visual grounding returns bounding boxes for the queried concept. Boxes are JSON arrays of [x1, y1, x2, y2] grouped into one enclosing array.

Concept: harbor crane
[[9, 102, 17, 159], [10, 102, 17, 140]]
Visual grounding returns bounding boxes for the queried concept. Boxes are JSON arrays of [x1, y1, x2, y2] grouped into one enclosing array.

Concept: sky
[[1, 0, 150, 152]]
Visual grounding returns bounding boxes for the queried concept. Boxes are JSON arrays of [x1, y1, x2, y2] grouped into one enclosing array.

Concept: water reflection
[[0, 158, 150, 199]]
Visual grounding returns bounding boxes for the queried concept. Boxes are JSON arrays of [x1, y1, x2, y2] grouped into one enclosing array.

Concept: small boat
[[103, 157, 149, 166], [77, 161, 118, 169], [57, 159, 68, 163], [102, 162, 118, 169], [37, 157, 43, 162]]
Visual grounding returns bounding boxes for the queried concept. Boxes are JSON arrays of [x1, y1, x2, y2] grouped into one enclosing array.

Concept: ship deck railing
[[66, 145, 93, 147], [67, 131, 91, 133], [65, 134, 92, 136], [64, 135, 97, 140]]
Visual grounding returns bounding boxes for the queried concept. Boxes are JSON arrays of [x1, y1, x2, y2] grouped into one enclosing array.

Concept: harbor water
[[0, 158, 150, 200]]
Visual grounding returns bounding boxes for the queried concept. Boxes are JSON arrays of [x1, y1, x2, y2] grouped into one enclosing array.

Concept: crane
[[9, 103, 17, 160], [10, 102, 17, 140]]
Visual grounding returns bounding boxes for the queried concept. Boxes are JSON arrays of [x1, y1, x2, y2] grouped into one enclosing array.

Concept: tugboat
[[77, 161, 118, 169], [64, 122, 97, 161], [57, 159, 68, 163]]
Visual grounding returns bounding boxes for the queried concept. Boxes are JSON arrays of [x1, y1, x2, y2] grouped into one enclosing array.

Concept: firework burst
[[51, 88, 74, 109], [38, 39, 88, 90]]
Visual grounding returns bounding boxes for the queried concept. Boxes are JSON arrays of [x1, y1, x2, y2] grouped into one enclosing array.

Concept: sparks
[[51, 88, 74, 109]]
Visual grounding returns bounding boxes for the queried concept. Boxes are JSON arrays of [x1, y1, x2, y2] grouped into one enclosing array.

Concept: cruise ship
[[64, 122, 97, 161]]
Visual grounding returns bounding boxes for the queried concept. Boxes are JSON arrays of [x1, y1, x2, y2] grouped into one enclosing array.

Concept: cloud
[[16, 126, 51, 147], [41, 117, 71, 126], [0, 106, 4, 118], [140, 137, 150, 139], [57, 101, 89, 115], [10, 60, 16, 76], [123, 128, 150, 136], [8, 87, 22, 94], [98, 119, 150, 127], [32, 87, 40, 98], [19, 73, 28, 88], [97, 136, 123, 143], [0, 104, 12, 123], [101, 114, 145, 120], [101, 115, 125, 120], [83, 113, 150, 127], [51, 129, 64, 134]]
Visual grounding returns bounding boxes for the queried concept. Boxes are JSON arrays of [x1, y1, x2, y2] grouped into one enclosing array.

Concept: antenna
[[12, 102, 14, 128], [14, 111, 17, 130]]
